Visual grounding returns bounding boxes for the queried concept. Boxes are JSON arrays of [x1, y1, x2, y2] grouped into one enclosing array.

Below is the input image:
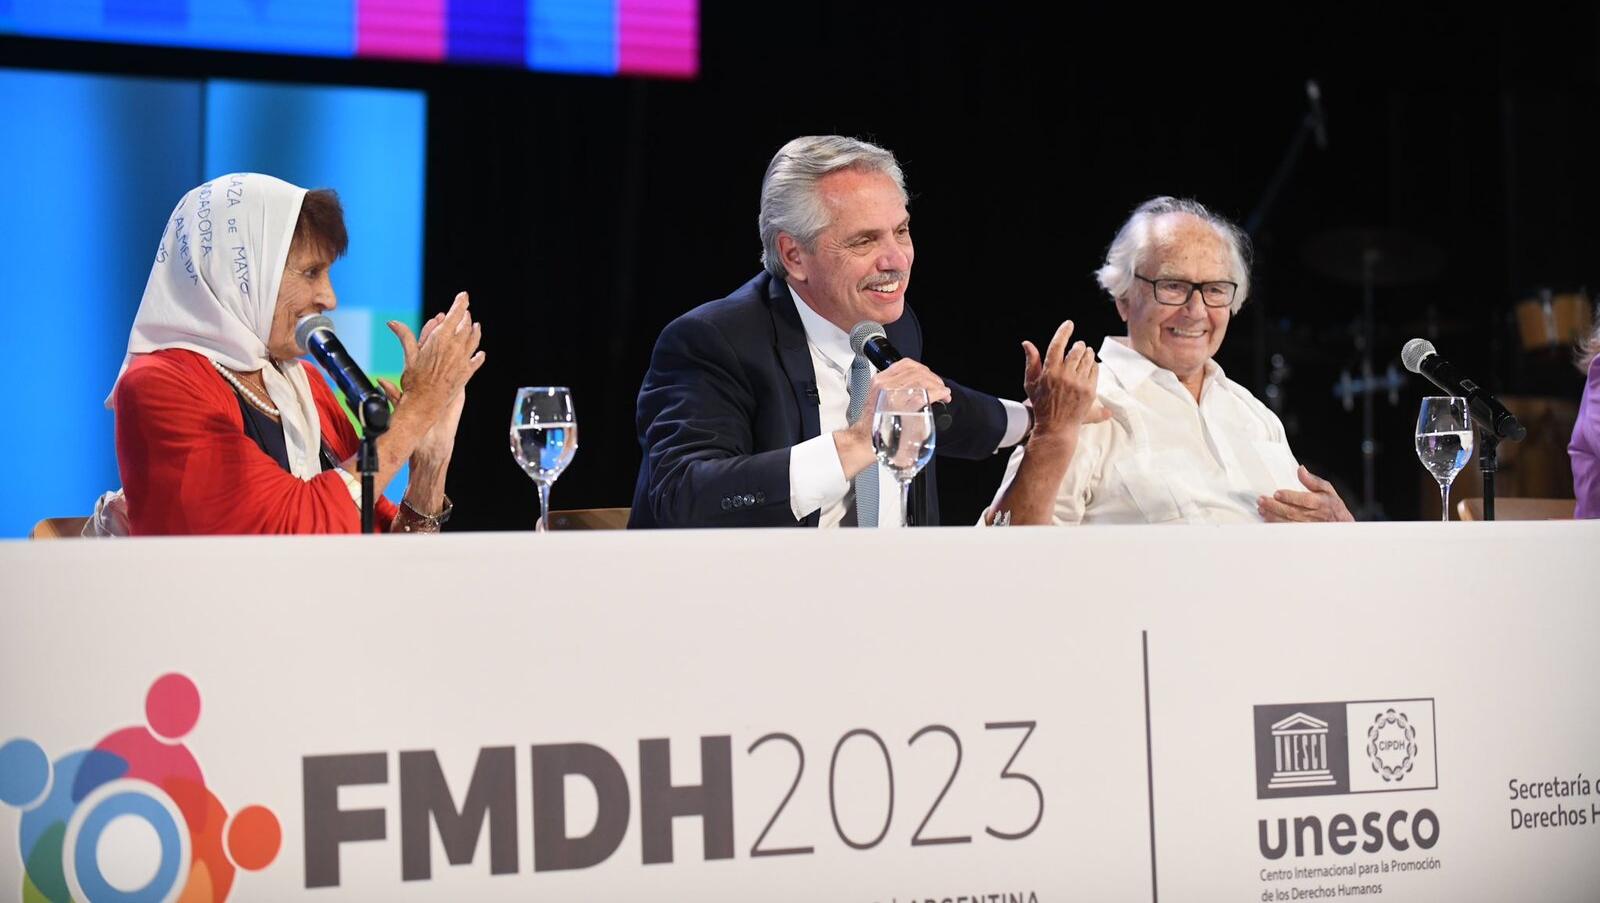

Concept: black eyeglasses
[[1135, 274, 1237, 308]]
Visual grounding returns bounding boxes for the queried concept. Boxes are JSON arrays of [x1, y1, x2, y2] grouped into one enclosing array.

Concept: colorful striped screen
[[0, 0, 697, 78]]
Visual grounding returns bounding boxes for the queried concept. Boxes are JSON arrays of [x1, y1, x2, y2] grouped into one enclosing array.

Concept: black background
[[6, 7, 1597, 527]]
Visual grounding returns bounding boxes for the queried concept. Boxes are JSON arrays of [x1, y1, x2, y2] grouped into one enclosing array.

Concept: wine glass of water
[[872, 387, 937, 528], [510, 387, 578, 532], [1414, 396, 1474, 522]]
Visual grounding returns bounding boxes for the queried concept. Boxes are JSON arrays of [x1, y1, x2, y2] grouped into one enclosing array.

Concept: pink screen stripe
[[619, 0, 698, 78], [357, 0, 446, 61]]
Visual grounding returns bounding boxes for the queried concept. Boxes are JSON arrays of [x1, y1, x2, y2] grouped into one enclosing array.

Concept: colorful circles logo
[[0, 674, 280, 902]]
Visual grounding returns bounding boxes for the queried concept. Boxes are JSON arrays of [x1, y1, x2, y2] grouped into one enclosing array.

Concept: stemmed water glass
[[1414, 396, 1474, 522], [871, 387, 937, 528], [510, 387, 578, 532]]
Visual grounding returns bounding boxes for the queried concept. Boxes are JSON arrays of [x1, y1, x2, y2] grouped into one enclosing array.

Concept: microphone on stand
[[296, 314, 388, 533], [295, 314, 390, 433], [848, 321, 954, 431], [1401, 338, 1525, 441]]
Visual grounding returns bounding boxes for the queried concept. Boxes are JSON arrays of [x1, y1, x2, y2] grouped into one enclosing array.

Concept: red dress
[[115, 348, 398, 535]]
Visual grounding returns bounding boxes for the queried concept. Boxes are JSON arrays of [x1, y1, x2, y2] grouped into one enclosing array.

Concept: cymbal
[[1382, 315, 1477, 342], [1256, 322, 1346, 364], [1246, 315, 1472, 367], [1300, 228, 1446, 287]]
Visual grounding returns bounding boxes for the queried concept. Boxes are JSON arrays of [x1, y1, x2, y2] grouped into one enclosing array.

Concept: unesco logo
[[1254, 698, 1438, 800]]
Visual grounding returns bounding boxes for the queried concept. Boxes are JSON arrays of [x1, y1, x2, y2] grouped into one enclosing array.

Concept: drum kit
[[1281, 228, 1591, 520], [1514, 289, 1592, 355], [1299, 228, 1446, 519], [1239, 79, 1593, 519], [1492, 289, 1590, 508]]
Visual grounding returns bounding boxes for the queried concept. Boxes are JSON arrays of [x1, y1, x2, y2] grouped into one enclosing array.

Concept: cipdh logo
[[1253, 698, 1438, 800], [0, 673, 280, 902]]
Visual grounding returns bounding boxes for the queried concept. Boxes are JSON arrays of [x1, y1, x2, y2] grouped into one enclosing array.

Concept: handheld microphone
[[1306, 79, 1328, 150], [1401, 338, 1525, 441], [848, 321, 954, 431], [295, 314, 390, 433]]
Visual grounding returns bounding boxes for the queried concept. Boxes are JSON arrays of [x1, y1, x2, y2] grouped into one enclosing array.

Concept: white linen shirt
[[989, 336, 1305, 524]]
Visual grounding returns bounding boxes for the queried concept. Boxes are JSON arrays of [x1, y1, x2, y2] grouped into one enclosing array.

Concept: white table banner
[[1, 522, 1594, 902]]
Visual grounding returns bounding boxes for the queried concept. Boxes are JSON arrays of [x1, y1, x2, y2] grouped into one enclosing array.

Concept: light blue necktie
[[846, 352, 878, 528]]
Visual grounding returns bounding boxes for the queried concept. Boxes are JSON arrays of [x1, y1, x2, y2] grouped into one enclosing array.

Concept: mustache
[[859, 272, 907, 290]]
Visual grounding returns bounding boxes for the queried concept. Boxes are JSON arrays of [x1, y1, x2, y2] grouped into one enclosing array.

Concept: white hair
[[1579, 319, 1600, 374], [1094, 196, 1253, 314], [759, 135, 907, 279]]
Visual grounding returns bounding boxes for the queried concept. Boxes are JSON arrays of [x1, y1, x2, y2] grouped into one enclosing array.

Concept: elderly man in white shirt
[[986, 196, 1353, 525]]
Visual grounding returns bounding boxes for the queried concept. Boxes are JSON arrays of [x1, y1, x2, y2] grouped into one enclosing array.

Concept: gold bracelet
[[396, 495, 452, 533]]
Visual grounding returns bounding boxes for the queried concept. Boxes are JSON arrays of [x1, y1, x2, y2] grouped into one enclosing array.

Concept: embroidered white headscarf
[[108, 173, 323, 479]]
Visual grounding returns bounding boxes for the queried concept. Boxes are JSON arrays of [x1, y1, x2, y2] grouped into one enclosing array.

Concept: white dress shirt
[[786, 288, 1029, 527], [988, 336, 1304, 525]]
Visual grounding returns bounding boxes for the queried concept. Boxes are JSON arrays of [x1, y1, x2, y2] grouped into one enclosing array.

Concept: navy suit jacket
[[630, 272, 1009, 527]]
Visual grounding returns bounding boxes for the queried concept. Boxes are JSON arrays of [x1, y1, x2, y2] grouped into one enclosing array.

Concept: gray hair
[[1094, 196, 1253, 314], [759, 135, 907, 279], [1579, 318, 1600, 374]]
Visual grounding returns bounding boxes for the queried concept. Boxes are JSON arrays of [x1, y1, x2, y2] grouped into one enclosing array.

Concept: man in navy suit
[[630, 136, 1031, 528]]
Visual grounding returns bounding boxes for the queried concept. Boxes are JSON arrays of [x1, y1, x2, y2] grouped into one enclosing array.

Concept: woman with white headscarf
[[109, 173, 483, 534]]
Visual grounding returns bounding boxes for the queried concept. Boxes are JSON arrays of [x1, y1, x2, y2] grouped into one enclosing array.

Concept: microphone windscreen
[[1400, 338, 1436, 374], [294, 314, 336, 354], [849, 320, 886, 356]]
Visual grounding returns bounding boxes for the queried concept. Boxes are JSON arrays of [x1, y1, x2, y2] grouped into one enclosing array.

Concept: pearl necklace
[[211, 360, 281, 417]]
